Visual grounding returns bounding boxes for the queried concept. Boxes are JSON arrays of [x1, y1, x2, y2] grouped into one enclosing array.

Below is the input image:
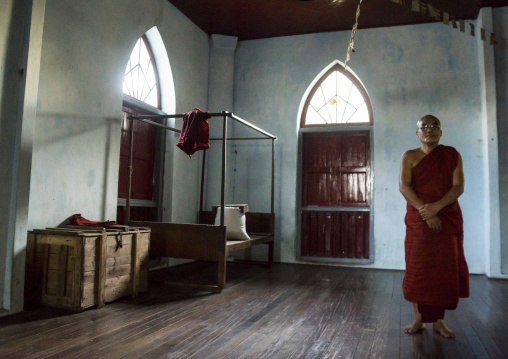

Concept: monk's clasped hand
[[418, 203, 439, 221], [425, 216, 442, 232]]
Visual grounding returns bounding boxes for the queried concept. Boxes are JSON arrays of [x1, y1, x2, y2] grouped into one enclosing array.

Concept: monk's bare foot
[[404, 319, 425, 334], [433, 320, 455, 338]]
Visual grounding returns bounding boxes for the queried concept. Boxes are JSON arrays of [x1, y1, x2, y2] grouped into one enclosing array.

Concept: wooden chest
[[25, 226, 150, 311]]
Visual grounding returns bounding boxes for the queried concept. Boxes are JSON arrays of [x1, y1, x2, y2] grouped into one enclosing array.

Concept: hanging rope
[[345, 0, 363, 67]]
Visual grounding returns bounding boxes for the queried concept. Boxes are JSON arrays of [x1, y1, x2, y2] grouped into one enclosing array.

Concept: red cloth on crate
[[402, 145, 469, 323], [70, 214, 116, 227], [177, 108, 211, 157]]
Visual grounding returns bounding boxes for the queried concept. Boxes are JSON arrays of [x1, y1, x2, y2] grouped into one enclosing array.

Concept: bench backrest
[[199, 211, 274, 234]]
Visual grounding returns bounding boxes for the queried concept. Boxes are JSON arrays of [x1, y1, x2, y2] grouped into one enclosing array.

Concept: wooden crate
[[25, 226, 150, 311]]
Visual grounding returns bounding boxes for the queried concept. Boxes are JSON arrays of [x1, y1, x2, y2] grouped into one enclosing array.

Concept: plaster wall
[[0, 0, 27, 310], [493, 7, 508, 275], [493, 7, 508, 276], [202, 35, 238, 212], [0, 0, 46, 313], [234, 22, 486, 273], [29, 0, 209, 231]]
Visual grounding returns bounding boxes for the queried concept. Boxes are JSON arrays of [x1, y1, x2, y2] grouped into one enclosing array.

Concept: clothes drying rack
[[125, 110, 277, 226]]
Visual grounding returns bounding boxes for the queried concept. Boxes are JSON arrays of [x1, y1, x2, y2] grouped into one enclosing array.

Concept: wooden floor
[[1, 262, 507, 359]]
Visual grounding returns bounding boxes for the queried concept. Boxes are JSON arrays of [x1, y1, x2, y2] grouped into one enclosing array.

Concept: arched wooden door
[[300, 131, 371, 259], [118, 34, 164, 224], [299, 61, 373, 261]]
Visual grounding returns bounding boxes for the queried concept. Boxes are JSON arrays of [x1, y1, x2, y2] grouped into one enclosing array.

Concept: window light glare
[[123, 37, 159, 108], [304, 68, 369, 126]]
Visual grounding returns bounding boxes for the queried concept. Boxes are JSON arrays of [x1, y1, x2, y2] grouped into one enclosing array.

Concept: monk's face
[[416, 116, 442, 145]]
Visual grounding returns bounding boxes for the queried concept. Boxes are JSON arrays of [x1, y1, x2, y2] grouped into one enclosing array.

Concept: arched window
[[118, 33, 166, 225], [299, 62, 373, 263], [301, 63, 372, 127], [123, 35, 161, 109]]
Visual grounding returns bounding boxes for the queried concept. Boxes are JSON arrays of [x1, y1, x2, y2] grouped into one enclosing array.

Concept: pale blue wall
[[201, 35, 238, 212], [0, 0, 45, 313], [3, 0, 507, 315], [494, 7, 508, 274], [233, 22, 487, 272], [29, 0, 209, 229]]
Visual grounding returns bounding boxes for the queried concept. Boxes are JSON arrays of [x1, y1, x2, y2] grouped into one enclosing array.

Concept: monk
[[399, 115, 469, 338]]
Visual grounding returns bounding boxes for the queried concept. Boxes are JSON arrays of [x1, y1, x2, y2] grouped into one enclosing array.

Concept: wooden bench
[[130, 211, 274, 292]]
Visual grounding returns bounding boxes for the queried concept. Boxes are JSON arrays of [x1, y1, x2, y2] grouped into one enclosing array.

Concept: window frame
[[300, 63, 373, 128], [123, 35, 162, 110]]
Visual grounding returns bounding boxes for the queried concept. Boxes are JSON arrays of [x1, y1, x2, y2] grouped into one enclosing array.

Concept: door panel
[[305, 172, 335, 206], [302, 133, 340, 206], [131, 157, 155, 200], [341, 134, 368, 167], [301, 131, 371, 260], [117, 107, 158, 224], [340, 172, 367, 207], [116, 205, 157, 225], [300, 211, 370, 259], [339, 132, 370, 207]]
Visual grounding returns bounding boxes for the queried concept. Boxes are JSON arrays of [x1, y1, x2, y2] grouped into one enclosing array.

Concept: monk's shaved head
[[417, 115, 441, 127]]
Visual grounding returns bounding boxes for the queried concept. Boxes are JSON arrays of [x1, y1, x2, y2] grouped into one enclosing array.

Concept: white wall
[[0, 0, 209, 314], [233, 21, 490, 273], [493, 7, 508, 275], [0, 0, 25, 312], [201, 35, 238, 213], [0, 0, 45, 314], [29, 0, 209, 230], [2, 0, 507, 315]]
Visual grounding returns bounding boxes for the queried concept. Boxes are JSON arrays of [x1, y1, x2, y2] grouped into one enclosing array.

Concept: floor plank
[[0, 262, 507, 359]]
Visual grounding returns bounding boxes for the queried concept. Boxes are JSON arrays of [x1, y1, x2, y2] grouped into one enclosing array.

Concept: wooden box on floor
[[24, 226, 150, 311]]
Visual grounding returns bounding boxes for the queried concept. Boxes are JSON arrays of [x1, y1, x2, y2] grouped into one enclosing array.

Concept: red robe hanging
[[177, 108, 211, 157], [402, 145, 469, 322]]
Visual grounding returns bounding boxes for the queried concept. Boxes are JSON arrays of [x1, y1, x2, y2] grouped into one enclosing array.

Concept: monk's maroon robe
[[403, 145, 469, 322], [177, 108, 211, 157]]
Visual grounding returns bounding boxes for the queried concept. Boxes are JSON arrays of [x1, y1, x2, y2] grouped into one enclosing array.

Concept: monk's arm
[[398, 151, 425, 209], [419, 153, 464, 220], [399, 151, 442, 232]]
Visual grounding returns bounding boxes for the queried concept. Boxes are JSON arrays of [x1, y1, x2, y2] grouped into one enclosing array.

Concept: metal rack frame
[[125, 110, 277, 226]]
